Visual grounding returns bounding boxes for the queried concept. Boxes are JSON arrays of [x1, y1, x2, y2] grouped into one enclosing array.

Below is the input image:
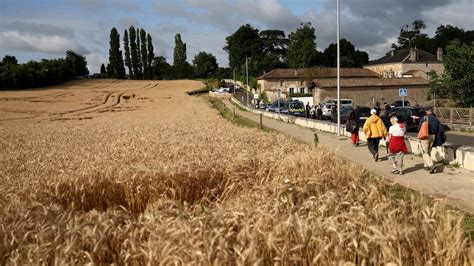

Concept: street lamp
[[246, 57, 249, 107], [336, 0, 341, 136]]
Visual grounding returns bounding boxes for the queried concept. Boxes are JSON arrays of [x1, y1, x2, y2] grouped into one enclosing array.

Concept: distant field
[[0, 80, 472, 264]]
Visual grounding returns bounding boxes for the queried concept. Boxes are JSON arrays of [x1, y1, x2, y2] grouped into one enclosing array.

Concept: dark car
[[357, 106, 372, 127], [381, 106, 426, 131], [288, 100, 305, 117], [328, 106, 353, 123], [391, 100, 410, 107]]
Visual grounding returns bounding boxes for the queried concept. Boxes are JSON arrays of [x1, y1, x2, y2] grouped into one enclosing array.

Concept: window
[[289, 88, 294, 94], [300, 87, 305, 94]]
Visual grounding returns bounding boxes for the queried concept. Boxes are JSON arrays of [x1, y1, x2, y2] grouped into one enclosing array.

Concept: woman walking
[[346, 106, 360, 146], [387, 116, 408, 174]]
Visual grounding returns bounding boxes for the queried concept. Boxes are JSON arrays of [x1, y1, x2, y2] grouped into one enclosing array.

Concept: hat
[[370, 109, 377, 115]]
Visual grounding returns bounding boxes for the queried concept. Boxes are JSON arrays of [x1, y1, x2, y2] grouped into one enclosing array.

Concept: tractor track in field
[[0, 81, 156, 122]]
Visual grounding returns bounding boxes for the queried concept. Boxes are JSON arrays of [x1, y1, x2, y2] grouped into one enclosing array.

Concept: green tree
[[224, 24, 263, 76], [287, 22, 317, 68], [100, 63, 106, 74], [428, 41, 473, 107], [259, 29, 288, 71], [147, 33, 154, 79], [140, 28, 148, 79], [152, 56, 172, 80], [123, 29, 132, 78], [2, 55, 18, 65], [129, 26, 140, 79], [193, 52, 218, 78], [108, 27, 125, 79], [65, 50, 89, 76], [393, 19, 428, 49], [173, 33, 189, 79], [323, 39, 368, 67], [136, 28, 142, 78]]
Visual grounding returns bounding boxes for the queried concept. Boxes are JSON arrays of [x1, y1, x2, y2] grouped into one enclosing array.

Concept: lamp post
[[336, 0, 341, 136], [246, 57, 249, 107]]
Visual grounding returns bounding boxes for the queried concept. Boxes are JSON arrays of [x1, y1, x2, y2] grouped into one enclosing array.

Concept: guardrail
[[434, 107, 473, 128]]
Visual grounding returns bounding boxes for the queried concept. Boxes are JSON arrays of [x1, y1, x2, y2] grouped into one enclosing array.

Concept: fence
[[434, 107, 473, 128]]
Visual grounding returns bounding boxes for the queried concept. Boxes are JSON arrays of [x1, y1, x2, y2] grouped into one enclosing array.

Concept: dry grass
[[0, 80, 472, 264]]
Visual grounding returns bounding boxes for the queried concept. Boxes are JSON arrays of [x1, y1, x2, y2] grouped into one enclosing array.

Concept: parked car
[[266, 100, 288, 113], [328, 106, 353, 123], [288, 100, 305, 117], [357, 106, 372, 127], [391, 100, 410, 107], [321, 99, 353, 119], [381, 106, 426, 131]]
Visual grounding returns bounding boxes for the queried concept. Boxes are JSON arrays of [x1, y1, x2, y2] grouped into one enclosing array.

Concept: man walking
[[363, 109, 388, 161], [418, 108, 445, 174]]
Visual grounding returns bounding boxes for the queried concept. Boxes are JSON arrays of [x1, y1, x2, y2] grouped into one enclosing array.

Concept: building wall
[[313, 85, 430, 107], [258, 79, 311, 101], [402, 63, 444, 79], [365, 62, 444, 78]]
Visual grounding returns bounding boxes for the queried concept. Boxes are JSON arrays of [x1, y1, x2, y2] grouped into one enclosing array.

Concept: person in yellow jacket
[[363, 109, 388, 161]]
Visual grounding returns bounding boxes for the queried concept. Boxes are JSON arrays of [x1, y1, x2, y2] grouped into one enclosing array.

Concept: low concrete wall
[[209, 91, 232, 99], [230, 96, 474, 171]]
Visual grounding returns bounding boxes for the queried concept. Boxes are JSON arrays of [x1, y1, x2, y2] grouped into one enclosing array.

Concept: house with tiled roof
[[257, 66, 432, 107], [364, 48, 444, 79]]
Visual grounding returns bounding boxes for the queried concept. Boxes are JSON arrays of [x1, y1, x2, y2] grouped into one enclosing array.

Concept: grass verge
[[207, 96, 273, 132]]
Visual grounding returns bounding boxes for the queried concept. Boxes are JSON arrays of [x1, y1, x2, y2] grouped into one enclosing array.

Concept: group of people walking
[[345, 107, 445, 175]]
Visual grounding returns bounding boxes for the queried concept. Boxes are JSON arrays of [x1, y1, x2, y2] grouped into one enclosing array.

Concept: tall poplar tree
[[173, 33, 187, 79], [136, 29, 142, 78], [123, 29, 132, 78], [129, 26, 139, 80], [140, 28, 148, 79], [147, 33, 155, 79], [108, 27, 125, 79]]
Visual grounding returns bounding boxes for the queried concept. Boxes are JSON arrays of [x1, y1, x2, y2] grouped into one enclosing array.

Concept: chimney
[[390, 50, 395, 57], [294, 69, 298, 76], [437, 47, 443, 61], [410, 48, 417, 61]]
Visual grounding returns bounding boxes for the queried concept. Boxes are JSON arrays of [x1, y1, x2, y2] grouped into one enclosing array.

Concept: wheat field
[[0, 80, 472, 264]]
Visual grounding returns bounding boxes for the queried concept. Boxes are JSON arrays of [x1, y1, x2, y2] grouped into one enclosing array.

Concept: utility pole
[[336, 0, 341, 136], [246, 57, 249, 107], [233, 68, 236, 95]]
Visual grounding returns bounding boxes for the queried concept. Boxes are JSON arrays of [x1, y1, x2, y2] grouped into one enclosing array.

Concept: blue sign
[[399, 88, 408, 97]]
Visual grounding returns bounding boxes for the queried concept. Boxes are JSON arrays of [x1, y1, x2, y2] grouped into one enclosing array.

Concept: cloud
[[0, 21, 89, 55]]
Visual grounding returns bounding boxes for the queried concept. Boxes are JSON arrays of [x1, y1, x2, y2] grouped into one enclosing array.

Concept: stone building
[[312, 77, 430, 107], [364, 48, 444, 79], [257, 67, 431, 107], [257, 68, 379, 100]]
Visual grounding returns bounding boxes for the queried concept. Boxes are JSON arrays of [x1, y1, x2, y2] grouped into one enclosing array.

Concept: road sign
[[399, 88, 408, 107], [399, 88, 408, 97]]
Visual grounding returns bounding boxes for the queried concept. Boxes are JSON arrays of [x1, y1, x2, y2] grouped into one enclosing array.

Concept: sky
[[1, 0, 473, 73]]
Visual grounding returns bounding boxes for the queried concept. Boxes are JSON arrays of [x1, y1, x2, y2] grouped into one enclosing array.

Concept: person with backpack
[[417, 108, 446, 174], [387, 115, 408, 175], [363, 109, 388, 161], [346, 106, 360, 146]]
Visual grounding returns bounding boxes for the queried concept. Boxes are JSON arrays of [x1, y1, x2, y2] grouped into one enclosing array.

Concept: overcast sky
[[1, 0, 473, 73]]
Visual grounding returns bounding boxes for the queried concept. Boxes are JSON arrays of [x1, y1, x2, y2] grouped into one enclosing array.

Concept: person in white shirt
[[387, 116, 408, 174]]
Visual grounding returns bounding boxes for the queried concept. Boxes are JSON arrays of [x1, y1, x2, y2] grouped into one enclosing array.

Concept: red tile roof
[[257, 68, 379, 80]]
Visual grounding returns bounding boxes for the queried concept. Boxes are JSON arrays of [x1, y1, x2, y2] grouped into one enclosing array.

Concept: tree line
[[103, 26, 230, 80], [0, 51, 89, 89], [224, 22, 370, 80]]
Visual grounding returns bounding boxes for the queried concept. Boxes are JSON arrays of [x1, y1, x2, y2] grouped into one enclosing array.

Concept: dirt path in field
[[223, 99, 474, 214]]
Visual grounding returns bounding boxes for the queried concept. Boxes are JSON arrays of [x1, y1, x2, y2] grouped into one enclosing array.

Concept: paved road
[[223, 99, 474, 214]]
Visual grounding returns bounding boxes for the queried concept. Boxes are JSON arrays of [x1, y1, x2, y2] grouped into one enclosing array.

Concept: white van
[[321, 99, 353, 118]]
